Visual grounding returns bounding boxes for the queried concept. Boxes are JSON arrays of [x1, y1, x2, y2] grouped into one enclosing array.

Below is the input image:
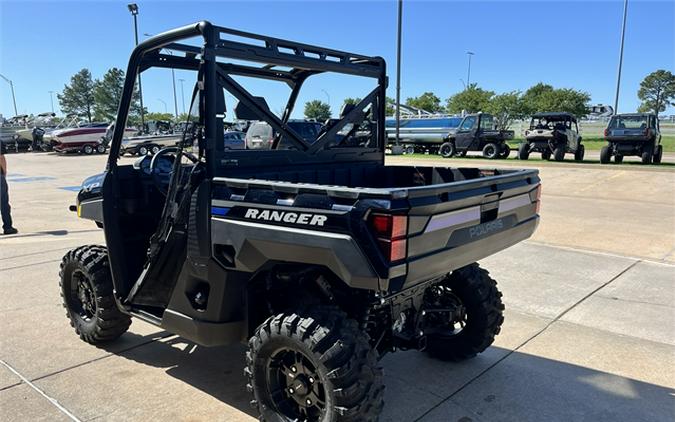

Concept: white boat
[[121, 133, 183, 155], [51, 122, 136, 154], [14, 112, 57, 142]]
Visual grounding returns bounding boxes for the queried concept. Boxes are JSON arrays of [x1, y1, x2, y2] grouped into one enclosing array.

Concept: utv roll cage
[[108, 21, 388, 176]]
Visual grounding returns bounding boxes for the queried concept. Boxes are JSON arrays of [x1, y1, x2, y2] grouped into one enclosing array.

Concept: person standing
[[0, 141, 18, 235]]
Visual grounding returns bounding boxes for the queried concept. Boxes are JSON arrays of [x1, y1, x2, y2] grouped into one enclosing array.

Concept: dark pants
[[1, 173, 13, 231]]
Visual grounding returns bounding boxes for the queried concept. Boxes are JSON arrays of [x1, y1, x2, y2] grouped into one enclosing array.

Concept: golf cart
[[60, 21, 541, 421], [518, 112, 584, 161], [440, 112, 514, 159], [601, 113, 662, 164]]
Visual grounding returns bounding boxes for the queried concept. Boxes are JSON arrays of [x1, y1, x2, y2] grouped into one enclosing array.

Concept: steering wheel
[[149, 147, 200, 196]]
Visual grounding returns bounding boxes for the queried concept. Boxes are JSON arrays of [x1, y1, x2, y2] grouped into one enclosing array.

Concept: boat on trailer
[[385, 104, 463, 154], [51, 122, 136, 154]]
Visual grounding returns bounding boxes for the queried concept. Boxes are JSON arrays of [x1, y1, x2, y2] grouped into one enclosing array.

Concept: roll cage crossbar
[[108, 21, 387, 175]]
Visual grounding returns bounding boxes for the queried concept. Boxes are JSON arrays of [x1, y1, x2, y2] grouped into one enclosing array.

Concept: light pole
[[466, 51, 475, 88], [157, 98, 168, 113], [0, 73, 18, 115], [127, 3, 145, 127], [613, 0, 628, 114], [48, 91, 55, 113], [321, 89, 330, 106], [145, 33, 179, 119], [394, 0, 403, 153], [178, 79, 186, 115]]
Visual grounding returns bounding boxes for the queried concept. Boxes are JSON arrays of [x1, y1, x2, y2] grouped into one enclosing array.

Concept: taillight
[[534, 185, 542, 214], [604, 128, 609, 137], [369, 213, 407, 262]]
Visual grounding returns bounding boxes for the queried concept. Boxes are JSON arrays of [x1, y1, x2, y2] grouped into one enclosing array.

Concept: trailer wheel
[[553, 147, 565, 161], [574, 144, 585, 162], [82, 145, 94, 155], [439, 142, 455, 158], [138, 145, 149, 156], [653, 145, 663, 164], [482, 143, 499, 159], [600, 145, 611, 164], [641, 145, 653, 164], [151, 145, 161, 155], [615, 154, 624, 164], [59, 245, 131, 344], [246, 306, 384, 422], [425, 263, 504, 361], [517, 143, 530, 160], [96, 144, 106, 154]]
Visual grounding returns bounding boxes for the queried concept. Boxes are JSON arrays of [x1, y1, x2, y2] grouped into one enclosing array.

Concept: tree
[[93, 68, 125, 122], [58, 69, 95, 122], [405, 92, 443, 113], [485, 91, 526, 130], [304, 100, 331, 121], [385, 96, 396, 116], [446, 84, 494, 114], [144, 112, 175, 122], [637, 70, 675, 115], [522, 82, 589, 117]]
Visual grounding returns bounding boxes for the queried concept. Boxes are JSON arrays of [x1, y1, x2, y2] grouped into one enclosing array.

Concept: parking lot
[[1, 152, 674, 421]]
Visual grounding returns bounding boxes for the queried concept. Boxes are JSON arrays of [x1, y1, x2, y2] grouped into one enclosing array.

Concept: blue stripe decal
[[211, 206, 231, 216]]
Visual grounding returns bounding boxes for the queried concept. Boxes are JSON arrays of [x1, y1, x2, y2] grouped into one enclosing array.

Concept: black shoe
[[3, 227, 18, 235]]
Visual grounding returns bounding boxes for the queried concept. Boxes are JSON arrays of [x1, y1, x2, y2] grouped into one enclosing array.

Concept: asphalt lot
[[1, 152, 674, 422]]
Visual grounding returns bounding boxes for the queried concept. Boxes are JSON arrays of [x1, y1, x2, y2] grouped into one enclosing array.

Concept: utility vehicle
[[518, 112, 584, 162], [60, 21, 541, 421], [440, 113, 514, 159], [601, 113, 662, 164]]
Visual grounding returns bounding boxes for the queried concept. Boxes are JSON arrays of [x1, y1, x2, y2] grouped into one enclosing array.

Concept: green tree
[[343, 97, 362, 106], [144, 112, 176, 122], [522, 82, 589, 117], [385, 96, 396, 116], [405, 92, 443, 112], [58, 69, 95, 122], [304, 100, 331, 121], [485, 91, 526, 130], [93, 68, 125, 122], [446, 84, 494, 114], [637, 70, 675, 115]]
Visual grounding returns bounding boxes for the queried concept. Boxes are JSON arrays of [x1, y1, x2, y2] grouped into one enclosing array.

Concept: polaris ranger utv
[[601, 113, 662, 164], [439, 113, 514, 159], [518, 112, 585, 162], [60, 21, 541, 421]]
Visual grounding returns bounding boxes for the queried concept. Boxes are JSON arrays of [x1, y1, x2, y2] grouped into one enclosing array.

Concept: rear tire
[[425, 263, 504, 361], [600, 145, 611, 164], [439, 141, 455, 158], [482, 143, 499, 159], [518, 143, 530, 160], [574, 144, 585, 162], [553, 146, 565, 161], [653, 145, 663, 164], [499, 144, 511, 159], [246, 306, 384, 422], [641, 145, 653, 164], [59, 245, 131, 344]]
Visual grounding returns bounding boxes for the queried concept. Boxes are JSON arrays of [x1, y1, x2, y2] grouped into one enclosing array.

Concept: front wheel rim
[[266, 348, 326, 420], [69, 270, 97, 321]]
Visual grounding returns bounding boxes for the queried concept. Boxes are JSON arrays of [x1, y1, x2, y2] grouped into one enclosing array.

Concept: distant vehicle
[[601, 113, 662, 164], [223, 130, 245, 150], [385, 108, 463, 154], [441, 112, 514, 159], [51, 122, 136, 154], [518, 112, 584, 161], [586, 104, 614, 120], [245, 120, 322, 149]]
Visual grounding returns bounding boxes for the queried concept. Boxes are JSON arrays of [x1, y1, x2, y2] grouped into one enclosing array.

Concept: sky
[[0, 0, 673, 119]]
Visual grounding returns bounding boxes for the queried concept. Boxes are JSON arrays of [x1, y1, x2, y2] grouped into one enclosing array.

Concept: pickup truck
[[60, 21, 541, 422], [441, 112, 515, 159]]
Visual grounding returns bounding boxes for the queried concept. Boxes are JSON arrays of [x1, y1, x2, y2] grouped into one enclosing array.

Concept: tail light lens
[[604, 128, 609, 137], [369, 213, 407, 262], [534, 185, 542, 214]]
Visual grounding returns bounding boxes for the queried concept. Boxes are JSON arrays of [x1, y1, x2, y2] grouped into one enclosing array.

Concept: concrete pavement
[[1, 152, 674, 421]]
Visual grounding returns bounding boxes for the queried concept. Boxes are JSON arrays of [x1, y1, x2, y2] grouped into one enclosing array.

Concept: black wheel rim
[[69, 270, 97, 321], [266, 348, 326, 420], [485, 146, 495, 157]]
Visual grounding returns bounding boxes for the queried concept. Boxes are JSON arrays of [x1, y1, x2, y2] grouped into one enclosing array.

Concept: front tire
[[642, 145, 653, 164], [425, 263, 504, 361], [439, 141, 455, 158], [246, 307, 384, 422], [59, 245, 131, 344], [653, 145, 663, 164], [553, 146, 565, 161], [499, 144, 511, 159]]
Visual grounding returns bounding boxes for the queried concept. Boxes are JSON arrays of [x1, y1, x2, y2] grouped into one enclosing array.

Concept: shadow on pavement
[[104, 333, 673, 421]]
